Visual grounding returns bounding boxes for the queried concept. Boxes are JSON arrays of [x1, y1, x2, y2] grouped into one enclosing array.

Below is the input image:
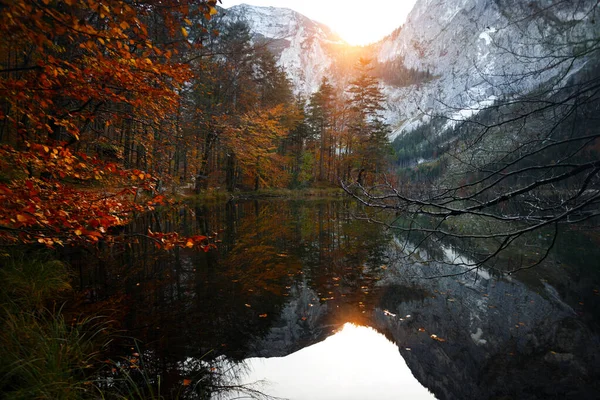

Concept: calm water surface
[[72, 199, 600, 399]]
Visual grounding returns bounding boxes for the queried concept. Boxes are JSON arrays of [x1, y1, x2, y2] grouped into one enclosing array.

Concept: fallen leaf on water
[[418, 328, 426, 332], [430, 334, 446, 342], [183, 379, 192, 386], [259, 313, 267, 318]]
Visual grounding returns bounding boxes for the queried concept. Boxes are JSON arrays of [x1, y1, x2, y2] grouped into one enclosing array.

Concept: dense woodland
[[0, 0, 394, 249], [1, 0, 599, 398], [0, 1, 397, 397]]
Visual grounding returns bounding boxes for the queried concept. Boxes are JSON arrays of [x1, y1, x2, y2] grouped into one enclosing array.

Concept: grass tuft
[[0, 253, 109, 399]]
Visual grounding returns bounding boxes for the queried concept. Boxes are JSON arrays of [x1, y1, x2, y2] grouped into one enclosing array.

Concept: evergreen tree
[[346, 57, 391, 184]]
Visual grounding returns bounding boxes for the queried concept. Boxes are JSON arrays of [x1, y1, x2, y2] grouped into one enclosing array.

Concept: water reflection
[[228, 323, 435, 400], [70, 199, 600, 399]]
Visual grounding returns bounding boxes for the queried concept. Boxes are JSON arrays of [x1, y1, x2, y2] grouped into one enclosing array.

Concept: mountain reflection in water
[[73, 199, 600, 399], [229, 323, 436, 400]]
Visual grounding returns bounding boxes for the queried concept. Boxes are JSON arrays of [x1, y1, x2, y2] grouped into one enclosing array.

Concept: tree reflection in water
[[71, 199, 600, 399]]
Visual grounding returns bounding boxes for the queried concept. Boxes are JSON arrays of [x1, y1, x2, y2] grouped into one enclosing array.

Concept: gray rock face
[[222, 4, 347, 95], [246, 254, 600, 399], [224, 0, 598, 140]]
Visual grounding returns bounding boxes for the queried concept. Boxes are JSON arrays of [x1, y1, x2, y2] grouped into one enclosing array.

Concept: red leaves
[[0, 0, 201, 145], [147, 230, 214, 252], [0, 1, 223, 250], [0, 176, 132, 246]]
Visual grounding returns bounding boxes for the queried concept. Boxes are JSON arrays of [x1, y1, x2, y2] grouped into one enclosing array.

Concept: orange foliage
[[225, 105, 295, 188], [0, 0, 220, 247]]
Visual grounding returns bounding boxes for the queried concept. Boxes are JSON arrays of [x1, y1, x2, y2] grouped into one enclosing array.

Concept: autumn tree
[[0, 0, 220, 248], [307, 77, 336, 182], [186, 18, 295, 192], [282, 98, 312, 188]]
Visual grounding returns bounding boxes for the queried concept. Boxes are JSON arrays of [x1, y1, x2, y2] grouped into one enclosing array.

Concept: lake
[[72, 198, 600, 399]]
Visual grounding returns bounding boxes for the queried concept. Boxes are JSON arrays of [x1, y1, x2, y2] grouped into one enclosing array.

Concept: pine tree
[[346, 57, 390, 184]]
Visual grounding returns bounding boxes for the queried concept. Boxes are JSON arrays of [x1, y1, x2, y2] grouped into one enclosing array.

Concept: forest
[[0, 0, 395, 398], [0, 0, 395, 247], [1, 0, 599, 398]]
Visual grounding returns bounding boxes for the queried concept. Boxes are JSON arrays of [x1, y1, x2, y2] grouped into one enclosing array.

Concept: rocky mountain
[[220, 4, 348, 95], [223, 1, 598, 141], [376, 0, 598, 138]]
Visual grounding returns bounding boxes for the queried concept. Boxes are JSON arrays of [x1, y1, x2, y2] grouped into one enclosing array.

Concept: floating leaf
[[430, 334, 446, 342]]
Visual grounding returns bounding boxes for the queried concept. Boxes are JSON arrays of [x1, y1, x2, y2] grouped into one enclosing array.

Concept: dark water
[[72, 199, 600, 399]]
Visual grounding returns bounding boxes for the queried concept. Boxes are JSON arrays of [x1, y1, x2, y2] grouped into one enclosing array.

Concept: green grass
[[0, 254, 71, 311], [0, 253, 109, 400], [0, 251, 276, 399], [0, 308, 108, 400]]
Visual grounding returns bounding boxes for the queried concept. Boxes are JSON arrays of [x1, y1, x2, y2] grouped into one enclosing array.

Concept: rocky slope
[[377, 0, 598, 138], [223, 1, 598, 141], [221, 4, 348, 95]]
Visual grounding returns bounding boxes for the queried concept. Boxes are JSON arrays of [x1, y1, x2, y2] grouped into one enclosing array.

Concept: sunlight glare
[[223, 0, 418, 46]]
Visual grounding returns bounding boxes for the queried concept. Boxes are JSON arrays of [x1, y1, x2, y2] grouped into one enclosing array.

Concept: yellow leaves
[[181, 27, 188, 38], [16, 214, 28, 223], [74, 229, 82, 236], [185, 239, 194, 248], [120, 21, 129, 30]]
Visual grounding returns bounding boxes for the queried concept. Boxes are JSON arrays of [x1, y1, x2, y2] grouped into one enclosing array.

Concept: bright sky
[[220, 0, 418, 46]]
